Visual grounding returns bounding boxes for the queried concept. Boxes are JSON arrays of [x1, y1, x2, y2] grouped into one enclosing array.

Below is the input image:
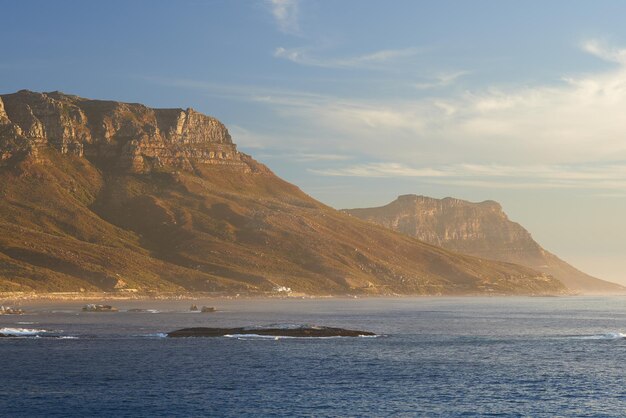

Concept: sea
[[0, 296, 625, 417]]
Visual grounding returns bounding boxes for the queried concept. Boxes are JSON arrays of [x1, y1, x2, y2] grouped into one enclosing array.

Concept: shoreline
[[1, 290, 623, 303]]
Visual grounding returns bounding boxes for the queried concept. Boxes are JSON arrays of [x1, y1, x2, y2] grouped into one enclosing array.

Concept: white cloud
[[349, 48, 420, 64], [269, 40, 626, 166], [311, 162, 626, 190], [256, 152, 353, 162], [311, 163, 447, 178], [268, 0, 300, 34], [413, 71, 468, 90], [580, 39, 626, 64], [143, 39, 626, 183], [273, 46, 421, 69]]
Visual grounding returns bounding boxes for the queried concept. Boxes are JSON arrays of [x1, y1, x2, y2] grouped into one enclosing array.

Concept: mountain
[[0, 90, 565, 296], [344, 195, 623, 294]]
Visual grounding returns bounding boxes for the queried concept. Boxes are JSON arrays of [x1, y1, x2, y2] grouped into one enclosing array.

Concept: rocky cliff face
[[0, 90, 257, 173], [347, 195, 544, 262], [345, 195, 624, 294]]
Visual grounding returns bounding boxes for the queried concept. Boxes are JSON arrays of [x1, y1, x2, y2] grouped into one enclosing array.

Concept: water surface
[[1, 297, 624, 416]]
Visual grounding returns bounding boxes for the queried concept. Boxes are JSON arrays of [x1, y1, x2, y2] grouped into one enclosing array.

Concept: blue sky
[[3, 0, 626, 283]]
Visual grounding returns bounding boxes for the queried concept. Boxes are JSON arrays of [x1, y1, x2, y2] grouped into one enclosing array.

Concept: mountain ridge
[[344, 194, 623, 294], [0, 90, 566, 296]]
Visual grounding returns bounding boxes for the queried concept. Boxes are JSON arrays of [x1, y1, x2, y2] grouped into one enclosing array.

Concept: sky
[[3, 0, 626, 284]]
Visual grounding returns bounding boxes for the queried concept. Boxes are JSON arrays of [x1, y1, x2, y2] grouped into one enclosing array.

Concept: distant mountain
[[0, 90, 565, 296], [344, 195, 624, 294]]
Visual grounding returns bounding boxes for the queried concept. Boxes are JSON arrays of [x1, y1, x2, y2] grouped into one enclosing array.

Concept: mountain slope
[[0, 90, 565, 295], [344, 195, 623, 294]]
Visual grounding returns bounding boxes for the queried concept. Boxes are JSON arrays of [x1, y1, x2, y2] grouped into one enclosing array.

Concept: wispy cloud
[[313, 162, 626, 180], [580, 39, 626, 64], [138, 75, 330, 106], [311, 162, 626, 190], [256, 152, 353, 162], [142, 39, 626, 187], [267, 0, 300, 35], [273, 46, 421, 69], [413, 71, 468, 90], [270, 39, 626, 165], [311, 163, 447, 178]]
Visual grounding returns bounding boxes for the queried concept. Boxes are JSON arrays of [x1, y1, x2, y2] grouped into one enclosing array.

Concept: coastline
[[1, 290, 622, 303], [0, 291, 321, 303]]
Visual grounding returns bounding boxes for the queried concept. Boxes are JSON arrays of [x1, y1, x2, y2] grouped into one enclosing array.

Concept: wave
[[569, 332, 626, 340], [140, 333, 168, 338], [224, 333, 343, 340], [0, 327, 78, 339], [126, 309, 160, 314], [223, 333, 379, 340], [0, 327, 48, 337], [224, 334, 285, 339]]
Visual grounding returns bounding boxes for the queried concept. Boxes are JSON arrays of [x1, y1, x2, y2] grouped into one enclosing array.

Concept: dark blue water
[[1, 297, 625, 417]]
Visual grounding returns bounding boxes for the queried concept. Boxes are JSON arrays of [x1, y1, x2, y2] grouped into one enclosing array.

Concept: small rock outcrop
[[82, 304, 118, 312]]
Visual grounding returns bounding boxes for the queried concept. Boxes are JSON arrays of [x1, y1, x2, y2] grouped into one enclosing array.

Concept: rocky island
[[167, 325, 376, 338]]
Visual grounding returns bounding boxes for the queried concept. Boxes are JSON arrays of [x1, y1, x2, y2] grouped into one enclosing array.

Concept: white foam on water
[[126, 309, 161, 314], [570, 332, 626, 340], [135, 333, 168, 338], [247, 323, 313, 330], [17, 322, 35, 325], [0, 327, 47, 336], [223, 333, 378, 340], [224, 333, 293, 339]]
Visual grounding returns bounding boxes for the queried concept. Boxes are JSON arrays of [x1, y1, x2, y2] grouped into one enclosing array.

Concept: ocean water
[[0, 297, 625, 417]]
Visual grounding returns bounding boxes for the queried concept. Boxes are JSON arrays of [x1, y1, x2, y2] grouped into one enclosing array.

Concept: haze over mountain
[[0, 90, 565, 296], [344, 195, 624, 294]]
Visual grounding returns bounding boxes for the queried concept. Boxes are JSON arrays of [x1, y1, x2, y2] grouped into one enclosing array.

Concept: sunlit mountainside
[[0, 90, 565, 295]]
